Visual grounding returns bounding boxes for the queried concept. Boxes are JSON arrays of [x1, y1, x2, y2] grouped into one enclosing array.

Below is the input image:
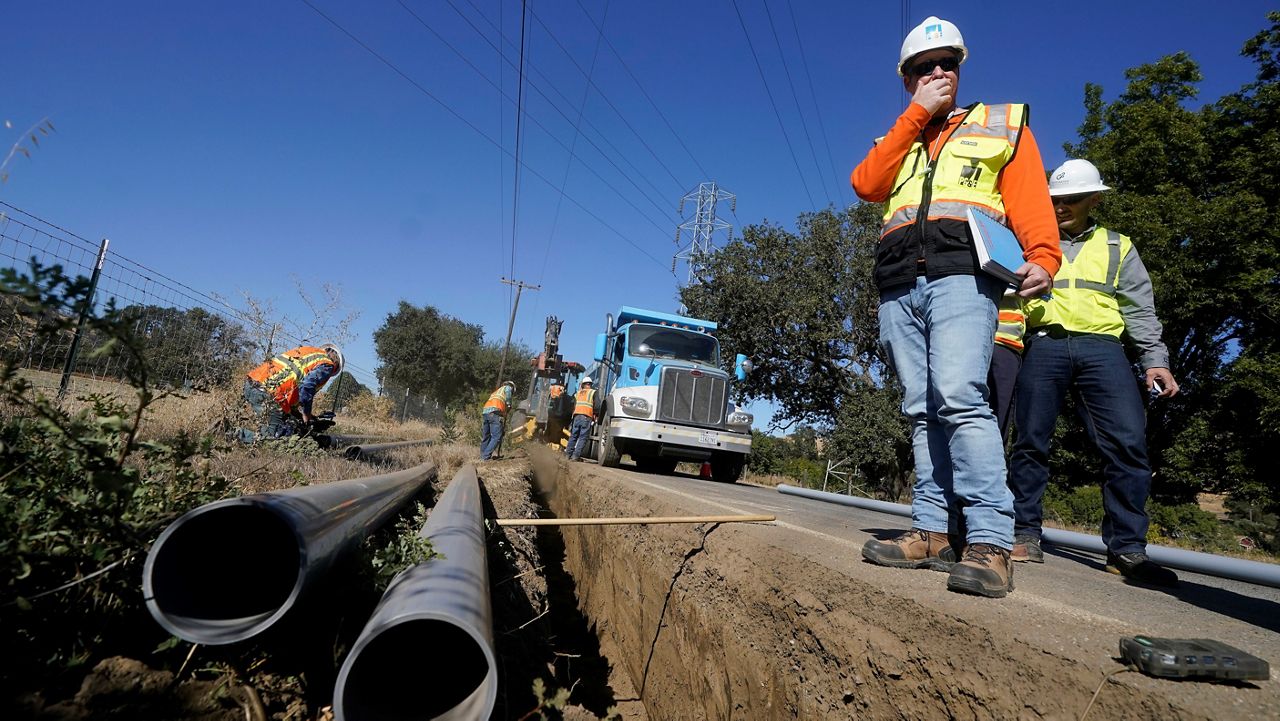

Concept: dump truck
[[585, 306, 753, 482]]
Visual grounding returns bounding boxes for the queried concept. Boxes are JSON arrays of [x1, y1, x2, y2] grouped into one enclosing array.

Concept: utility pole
[[496, 277, 540, 385], [673, 182, 735, 306]]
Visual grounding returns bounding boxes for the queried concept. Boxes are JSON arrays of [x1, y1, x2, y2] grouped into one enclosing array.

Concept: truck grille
[[657, 367, 727, 428]]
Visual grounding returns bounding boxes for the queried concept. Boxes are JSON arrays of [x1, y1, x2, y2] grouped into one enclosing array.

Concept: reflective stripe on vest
[[483, 387, 509, 415], [573, 388, 596, 419], [994, 294, 1027, 352], [881, 103, 1026, 236], [1026, 228, 1131, 337], [246, 346, 334, 415]]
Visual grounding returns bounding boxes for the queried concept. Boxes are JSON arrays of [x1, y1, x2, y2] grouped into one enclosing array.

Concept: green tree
[[680, 205, 912, 495], [1061, 13, 1280, 509]]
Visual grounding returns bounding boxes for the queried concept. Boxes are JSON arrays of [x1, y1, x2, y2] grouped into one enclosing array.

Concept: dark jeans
[[987, 344, 1023, 443], [480, 412, 504, 459], [565, 415, 593, 460], [242, 379, 288, 441], [1008, 332, 1151, 554]]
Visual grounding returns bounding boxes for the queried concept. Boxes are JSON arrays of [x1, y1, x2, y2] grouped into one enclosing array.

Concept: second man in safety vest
[[242, 343, 343, 441], [564, 377, 603, 462], [851, 16, 1061, 598], [1008, 159, 1179, 586], [480, 380, 515, 461]]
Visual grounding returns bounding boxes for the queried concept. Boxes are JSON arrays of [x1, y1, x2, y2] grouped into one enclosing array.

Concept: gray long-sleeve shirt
[[1060, 224, 1170, 370]]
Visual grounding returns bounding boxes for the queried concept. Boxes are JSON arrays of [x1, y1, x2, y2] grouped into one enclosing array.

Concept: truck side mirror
[[735, 354, 753, 381], [594, 333, 607, 363]]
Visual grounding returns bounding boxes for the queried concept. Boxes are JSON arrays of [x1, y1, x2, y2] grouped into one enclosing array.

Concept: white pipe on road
[[776, 484, 1280, 590]]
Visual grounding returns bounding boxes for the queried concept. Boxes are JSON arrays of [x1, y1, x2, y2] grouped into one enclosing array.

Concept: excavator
[[510, 315, 584, 448]]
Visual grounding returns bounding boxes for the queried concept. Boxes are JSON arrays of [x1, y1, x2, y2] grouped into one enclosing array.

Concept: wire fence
[[0, 202, 387, 407]]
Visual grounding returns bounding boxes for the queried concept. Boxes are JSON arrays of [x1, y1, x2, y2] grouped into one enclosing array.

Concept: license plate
[[698, 431, 717, 445]]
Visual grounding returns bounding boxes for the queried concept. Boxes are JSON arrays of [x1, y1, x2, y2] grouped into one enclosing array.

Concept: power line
[[568, 0, 712, 182], [296, 0, 672, 273], [784, 0, 851, 207], [760, 0, 833, 206], [729, 0, 816, 209], [449, 0, 676, 213], [398, 0, 675, 231], [510, 0, 530, 285]]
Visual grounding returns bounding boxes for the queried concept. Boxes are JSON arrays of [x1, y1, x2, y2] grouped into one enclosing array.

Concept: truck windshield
[[628, 324, 719, 365]]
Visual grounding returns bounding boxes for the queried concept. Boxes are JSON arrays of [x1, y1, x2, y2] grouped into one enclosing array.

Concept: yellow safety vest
[[994, 293, 1026, 352], [1025, 226, 1132, 338], [573, 388, 597, 419], [881, 102, 1027, 237], [483, 386, 510, 415]]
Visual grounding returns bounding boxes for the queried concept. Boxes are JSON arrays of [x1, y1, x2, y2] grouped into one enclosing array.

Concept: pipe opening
[[341, 618, 494, 721], [147, 504, 300, 640]]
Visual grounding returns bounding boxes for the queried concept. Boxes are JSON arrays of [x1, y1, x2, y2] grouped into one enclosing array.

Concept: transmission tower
[[673, 182, 735, 286]]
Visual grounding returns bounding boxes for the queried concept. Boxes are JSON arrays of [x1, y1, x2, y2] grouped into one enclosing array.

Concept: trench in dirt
[[531, 450, 1221, 720]]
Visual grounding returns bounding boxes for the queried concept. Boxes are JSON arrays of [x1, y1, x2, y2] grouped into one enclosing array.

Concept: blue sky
[[2, 0, 1272, 429]]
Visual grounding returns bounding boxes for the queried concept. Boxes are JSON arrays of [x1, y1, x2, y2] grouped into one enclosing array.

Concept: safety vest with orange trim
[[549, 384, 565, 399], [994, 293, 1027, 353], [483, 386, 512, 416], [247, 346, 337, 415], [880, 102, 1027, 236], [573, 388, 597, 420]]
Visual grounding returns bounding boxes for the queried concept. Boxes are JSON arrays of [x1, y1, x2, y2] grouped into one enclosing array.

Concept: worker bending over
[[242, 344, 342, 441], [480, 380, 516, 461]]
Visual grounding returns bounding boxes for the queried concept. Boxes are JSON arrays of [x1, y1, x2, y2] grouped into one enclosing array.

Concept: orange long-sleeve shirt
[[851, 102, 1061, 278]]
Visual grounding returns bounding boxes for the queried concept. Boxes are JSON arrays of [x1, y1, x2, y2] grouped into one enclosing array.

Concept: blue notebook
[[966, 208, 1025, 289]]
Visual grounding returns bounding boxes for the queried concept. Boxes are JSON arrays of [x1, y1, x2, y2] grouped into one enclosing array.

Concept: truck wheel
[[597, 415, 622, 467], [710, 454, 745, 484]]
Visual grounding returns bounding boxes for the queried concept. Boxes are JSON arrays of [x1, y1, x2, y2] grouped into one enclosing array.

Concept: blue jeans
[[565, 415, 593, 460], [879, 274, 1013, 549], [480, 412, 504, 459], [1008, 332, 1151, 554]]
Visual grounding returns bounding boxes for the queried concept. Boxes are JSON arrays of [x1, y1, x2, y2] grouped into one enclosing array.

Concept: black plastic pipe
[[343, 438, 434, 461], [142, 461, 437, 645], [334, 464, 496, 721]]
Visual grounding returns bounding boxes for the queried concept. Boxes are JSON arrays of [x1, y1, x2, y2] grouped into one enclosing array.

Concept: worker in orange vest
[[241, 344, 342, 441], [564, 377, 603, 462], [480, 380, 515, 460]]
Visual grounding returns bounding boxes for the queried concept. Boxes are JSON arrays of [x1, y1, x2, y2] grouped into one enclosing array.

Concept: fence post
[[400, 387, 410, 424], [58, 238, 109, 401]]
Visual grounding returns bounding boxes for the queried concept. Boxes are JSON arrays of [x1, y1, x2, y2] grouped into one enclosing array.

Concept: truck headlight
[[620, 396, 651, 416], [727, 411, 753, 429]]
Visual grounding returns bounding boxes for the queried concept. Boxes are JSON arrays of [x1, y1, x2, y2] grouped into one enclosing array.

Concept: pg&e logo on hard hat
[[1054, 171, 1067, 180], [925, 24, 943, 39]]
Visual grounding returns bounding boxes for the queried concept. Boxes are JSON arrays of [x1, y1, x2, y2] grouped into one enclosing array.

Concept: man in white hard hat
[[564, 376, 602, 462], [1007, 159, 1180, 587], [480, 380, 516, 460], [851, 16, 1062, 598]]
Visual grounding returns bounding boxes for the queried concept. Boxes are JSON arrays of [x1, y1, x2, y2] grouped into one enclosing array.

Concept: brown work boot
[[861, 528, 956, 571], [947, 544, 1014, 598], [1010, 534, 1044, 563]]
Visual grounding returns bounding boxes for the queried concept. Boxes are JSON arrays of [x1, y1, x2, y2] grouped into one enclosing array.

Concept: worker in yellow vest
[[851, 16, 1062, 599], [480, 380, 515, 460], [242, 344, 342, 441], [1008, 159, 1179, 587], [564, 377, 602, 462]]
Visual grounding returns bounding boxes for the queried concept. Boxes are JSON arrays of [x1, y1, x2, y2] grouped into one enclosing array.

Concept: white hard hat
[[580, 377, 593, 385], [320, 343, 344, 372], [503, 379, 515, 388], [899, 16, 968, 76], [1048, 159, 1111, 196]]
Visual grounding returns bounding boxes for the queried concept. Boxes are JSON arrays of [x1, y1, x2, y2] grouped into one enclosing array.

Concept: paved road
[[578, 460, 1280, 717]]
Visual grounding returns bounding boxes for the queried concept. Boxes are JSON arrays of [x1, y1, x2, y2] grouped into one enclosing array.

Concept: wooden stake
[[494, 514, 775, 527]]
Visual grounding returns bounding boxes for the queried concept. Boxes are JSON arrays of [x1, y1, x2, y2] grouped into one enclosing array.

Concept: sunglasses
[[908, 56, 959, 77], [1051, 193, 1095, 206]]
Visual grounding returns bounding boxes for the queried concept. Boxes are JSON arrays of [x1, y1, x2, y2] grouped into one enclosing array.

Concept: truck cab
[[588, 306, 753, 482]]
